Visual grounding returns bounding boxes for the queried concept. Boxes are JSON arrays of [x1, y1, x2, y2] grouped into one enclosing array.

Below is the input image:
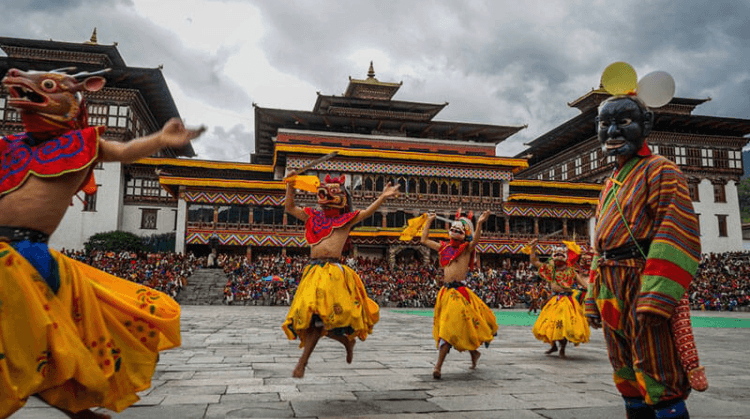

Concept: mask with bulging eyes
[[318, 174, 350, 213], [449, 218, 474, 242], [596, 96, 654, 157], [551, 245, 568, 264]]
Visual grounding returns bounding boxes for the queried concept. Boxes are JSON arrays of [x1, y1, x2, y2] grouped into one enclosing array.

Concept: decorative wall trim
[[184, 191, 284, 205]]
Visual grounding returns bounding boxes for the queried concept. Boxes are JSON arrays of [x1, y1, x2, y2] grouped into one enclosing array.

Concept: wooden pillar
[[248, 207, 254, 224], [533, 217, 539, 236], [504, 217, 510, 236], [246, 245, 252, 261], [382, 211, 387, 228], [563, 218, 568, 238]]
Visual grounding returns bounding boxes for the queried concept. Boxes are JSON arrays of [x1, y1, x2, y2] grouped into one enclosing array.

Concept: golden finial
[[367, 61, 376, 79], [84, 28, 98, 45]]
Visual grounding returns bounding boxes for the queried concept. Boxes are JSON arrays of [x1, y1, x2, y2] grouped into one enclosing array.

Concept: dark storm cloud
[[250, 0, 749, 155]]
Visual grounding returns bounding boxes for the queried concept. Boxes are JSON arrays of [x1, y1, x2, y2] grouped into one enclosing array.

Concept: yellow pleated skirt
[[0, 243, 181, 418], [532, 290, 590, 345], [433, 285, 498, 352], [282, 262, 379, 347]]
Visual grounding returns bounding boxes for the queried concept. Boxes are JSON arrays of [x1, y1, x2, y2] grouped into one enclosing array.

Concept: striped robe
[[585, 153, 701, 405]]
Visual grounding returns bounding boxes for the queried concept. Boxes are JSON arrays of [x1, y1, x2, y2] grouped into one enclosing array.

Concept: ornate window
[[590, 151, 599, 170], [701, 149, 713, 167], [729, 150, 743, 169], [714, 149, 729, 169], [674, 146, 686, 165], [141, 208, 158, 230], [83, 188, 98, 212], [716, 214, 728, 237], [713, 182, 726, 203], [686, 147, 701, 167], [188, 204, 214, 223], [688, 182, 700, 202]]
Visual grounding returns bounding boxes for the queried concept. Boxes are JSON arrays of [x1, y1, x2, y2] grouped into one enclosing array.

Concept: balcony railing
[[185, 222, 587, 241]]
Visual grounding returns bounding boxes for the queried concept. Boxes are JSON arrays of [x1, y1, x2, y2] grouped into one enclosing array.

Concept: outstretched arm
[[99, 117, 206, 163], [469, 210, 490, 249], [420, 213, 441, 251], [353, 182, 400, 224]]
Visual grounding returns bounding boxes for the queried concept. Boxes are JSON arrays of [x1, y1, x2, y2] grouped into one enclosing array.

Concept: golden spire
[[84, 28, 98, 45], [367, 61, 376, 79]]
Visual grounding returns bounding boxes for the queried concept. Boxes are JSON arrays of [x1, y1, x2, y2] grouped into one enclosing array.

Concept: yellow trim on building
[[135, 157, 274, 172], [274, 144, 529, 169], [159, 177, 285, 190], [506, 194, 599, 205], [509, 179, 602, 191]]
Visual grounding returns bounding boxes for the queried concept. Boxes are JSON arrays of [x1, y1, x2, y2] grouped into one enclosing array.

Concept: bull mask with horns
[[2, 67, 111, 138]]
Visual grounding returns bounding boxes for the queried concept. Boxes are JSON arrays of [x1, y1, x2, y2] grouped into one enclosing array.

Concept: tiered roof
[[0, 33, 193, 157]]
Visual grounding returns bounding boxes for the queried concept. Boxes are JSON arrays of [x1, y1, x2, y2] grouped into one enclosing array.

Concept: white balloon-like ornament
[[637, 71, 675, 108]]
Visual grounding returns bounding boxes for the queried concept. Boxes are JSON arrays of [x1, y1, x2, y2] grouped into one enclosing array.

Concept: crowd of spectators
[[690, 251, 750, 311], [219, 253, 550, 309], [218, 250, 750, 311], [59, 247, 750, 312], [61, 249, 203, 299]]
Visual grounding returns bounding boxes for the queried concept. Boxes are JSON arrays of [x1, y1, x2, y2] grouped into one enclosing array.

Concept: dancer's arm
[[284, 178, 308, 221], [420, 213, 441, 251], [353, 182, 400, 224]]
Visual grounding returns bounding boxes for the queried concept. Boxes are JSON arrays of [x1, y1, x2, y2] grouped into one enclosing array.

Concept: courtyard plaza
[[11, 306, 750, 419]]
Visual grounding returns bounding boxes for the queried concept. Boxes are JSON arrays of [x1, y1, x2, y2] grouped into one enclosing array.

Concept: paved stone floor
[[12, 307, 750, 419]]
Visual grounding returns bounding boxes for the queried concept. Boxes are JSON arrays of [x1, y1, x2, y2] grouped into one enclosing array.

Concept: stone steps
[[176, 268, 228, 305]]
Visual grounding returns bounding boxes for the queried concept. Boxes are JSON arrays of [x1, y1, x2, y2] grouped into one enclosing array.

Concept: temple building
[[517, 87, 750, 253], [149, 62, 600, 264]]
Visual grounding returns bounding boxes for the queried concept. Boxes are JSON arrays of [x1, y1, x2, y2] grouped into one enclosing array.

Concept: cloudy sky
[[2, 0, 749, 161]]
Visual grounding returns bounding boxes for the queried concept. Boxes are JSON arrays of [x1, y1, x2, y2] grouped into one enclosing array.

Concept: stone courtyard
[[11, 305, 750, 419]]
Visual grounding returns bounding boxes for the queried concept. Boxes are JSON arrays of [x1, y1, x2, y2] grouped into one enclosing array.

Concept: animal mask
[[449, 217, 474, 242], [317, 174, 350, 213], [2, 67, 108, 134]]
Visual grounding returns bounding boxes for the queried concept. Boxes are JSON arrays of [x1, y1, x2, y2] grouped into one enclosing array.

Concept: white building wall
[[50, 162, 123, 251], [120, 204, 178, 238], [692, 179, 744, 254]]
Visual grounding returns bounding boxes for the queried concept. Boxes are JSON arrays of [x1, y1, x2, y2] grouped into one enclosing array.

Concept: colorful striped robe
[[584, 153, 701, 404]]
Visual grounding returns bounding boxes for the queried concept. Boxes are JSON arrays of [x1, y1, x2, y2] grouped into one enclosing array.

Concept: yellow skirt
[[282, 262, 379, 347], [433, 285, 498, 352], [0, 243, 181, 417], [532, 290, 590, 345]]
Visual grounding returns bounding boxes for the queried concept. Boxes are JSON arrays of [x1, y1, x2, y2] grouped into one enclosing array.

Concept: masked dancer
[[420, 210, 498, 379], [0, 68, 204, 419], [282, 173, 399, 378]]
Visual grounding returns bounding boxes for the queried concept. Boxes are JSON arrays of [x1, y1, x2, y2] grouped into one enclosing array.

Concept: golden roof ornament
[[367, 61, 376, 80], [84, 28, 98, 45]]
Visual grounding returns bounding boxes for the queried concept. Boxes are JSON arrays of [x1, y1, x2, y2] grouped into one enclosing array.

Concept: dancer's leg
[[293, 326, 323, 378], [433, 343, 450, 379]]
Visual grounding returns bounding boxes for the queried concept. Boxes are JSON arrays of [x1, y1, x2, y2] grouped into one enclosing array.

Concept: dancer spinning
[[0, 67, 204, 418], [420, 210, 498, 379], [528, 240, 590, 358], [282, 172, 399, 378]]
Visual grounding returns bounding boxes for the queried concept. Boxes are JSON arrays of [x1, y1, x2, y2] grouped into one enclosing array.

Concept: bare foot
[[345, 338, 355, 364], [66, 409, 111, 419], [544, 344, 558, 355], [432, 368, 441, 379], [559, 348, 567, 359], [292, 362, 306, 378], [470, 351, 481, 369]]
